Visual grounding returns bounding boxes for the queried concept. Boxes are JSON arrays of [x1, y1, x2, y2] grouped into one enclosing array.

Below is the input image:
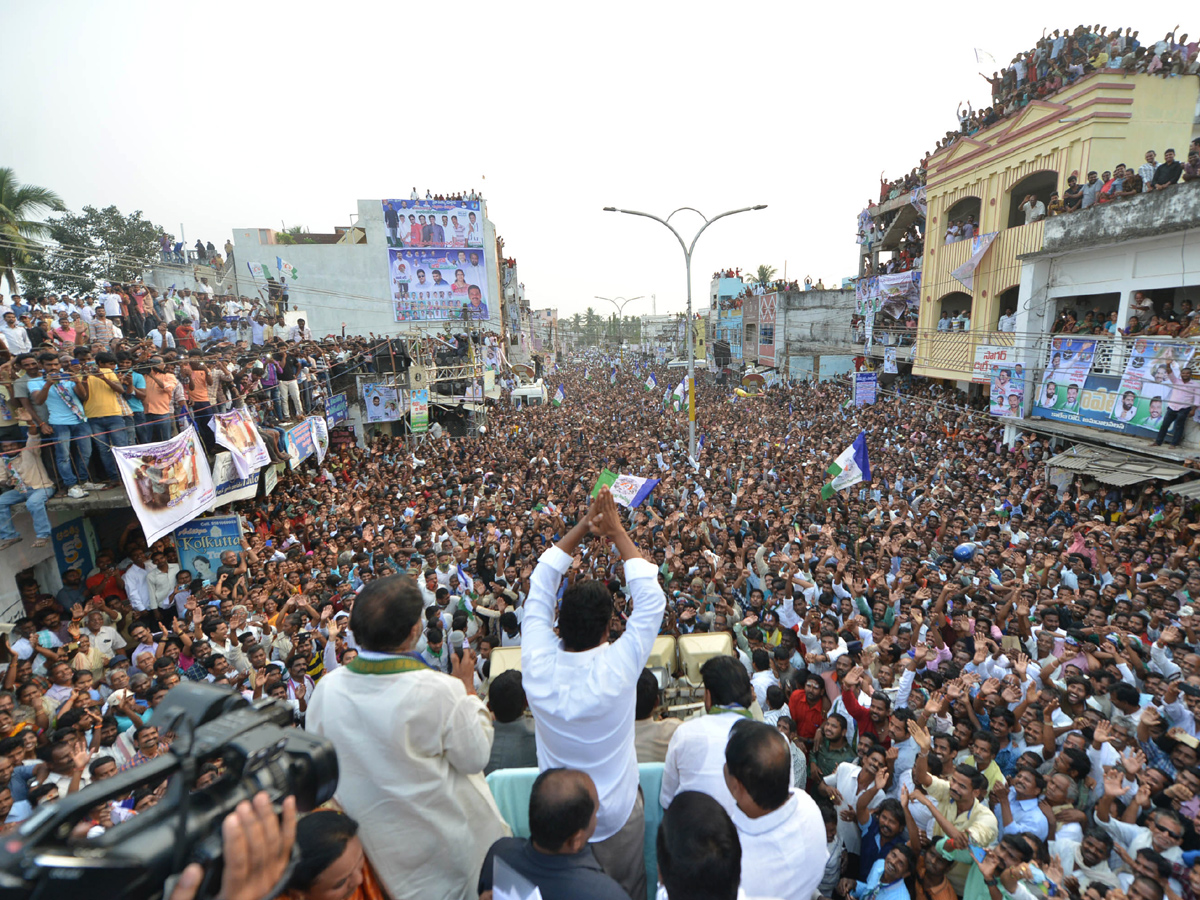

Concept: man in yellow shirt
[[83, 351, 132, 484], [906, 720, 999, 895], [963, 730, 1007, 792]]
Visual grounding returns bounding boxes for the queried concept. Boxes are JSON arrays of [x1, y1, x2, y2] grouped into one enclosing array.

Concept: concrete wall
[[782, 289, 857, 351], [231, 200, 502, 338], [0, 508, 98, 621], [1041, 180, 1200, 253]]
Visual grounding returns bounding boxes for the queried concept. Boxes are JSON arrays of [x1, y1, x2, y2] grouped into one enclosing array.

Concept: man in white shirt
[[0, 312, 31, 354], [997, 308, 1017, 332], [287, 318, 313, 342], [122, 548, 152, 613], [522, 487, 666, 900], [725, 719, 829, 900], [145, 550, 180, 623], [84, 610, 127, 660], [661, 655, 762, 817], [150, 321, 175, 349]]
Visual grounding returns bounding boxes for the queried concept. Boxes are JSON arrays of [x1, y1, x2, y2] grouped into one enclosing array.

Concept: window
[[760, 325, 774, 346], [1007, 170, 1059, 229], [945, 197, 982, 243], [937, 292, 973, 331]]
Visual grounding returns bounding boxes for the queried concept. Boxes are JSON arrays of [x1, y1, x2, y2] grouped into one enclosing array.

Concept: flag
[[671, 380, 686, 411], [610, 367, 617, 385], [591, 468, 659, 508], [950, 232, 998, 291], [552, 384, 565, 407], [247, 261, 269, 280], [584, 368, 591, 381], [276, 257, 299, 280], [821, 433, 871, 500], [644, 372, 657, 392]]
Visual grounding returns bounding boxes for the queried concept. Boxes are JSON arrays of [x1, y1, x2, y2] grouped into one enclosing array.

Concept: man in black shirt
[[278, 348, 303, 419], [1063, 175, 1084, 211], [1153, 148, 1183, 189]]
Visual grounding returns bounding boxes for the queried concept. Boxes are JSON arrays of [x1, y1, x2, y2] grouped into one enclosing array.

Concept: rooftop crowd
[[0, 340, 1198, 900]]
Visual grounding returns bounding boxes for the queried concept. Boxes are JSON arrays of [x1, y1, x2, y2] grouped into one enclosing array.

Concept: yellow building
[[914, 71, 1199, 383]]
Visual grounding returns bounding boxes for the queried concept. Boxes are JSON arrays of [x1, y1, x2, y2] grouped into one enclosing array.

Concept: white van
[[511, 381, 548, 406]]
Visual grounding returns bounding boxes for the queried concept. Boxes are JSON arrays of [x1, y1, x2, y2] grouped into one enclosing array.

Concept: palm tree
[[751, 264, 778, 286], [584, 306, 599, 346], [571, 312, 583, 343], [0, 168, 65, 295]]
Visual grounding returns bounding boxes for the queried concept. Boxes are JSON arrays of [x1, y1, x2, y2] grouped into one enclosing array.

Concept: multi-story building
[[742, 289, 858, 382], [911, 71, 1198, 389], [709, 271, 746, 364]]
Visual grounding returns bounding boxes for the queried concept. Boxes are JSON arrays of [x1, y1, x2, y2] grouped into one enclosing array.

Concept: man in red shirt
[[85, 550, 126, 602], [787, 673, 829, 742], [840, 666, 892, 746]]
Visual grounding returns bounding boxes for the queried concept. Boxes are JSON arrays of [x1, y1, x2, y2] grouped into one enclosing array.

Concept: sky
[[3, 2, 1185, 321]]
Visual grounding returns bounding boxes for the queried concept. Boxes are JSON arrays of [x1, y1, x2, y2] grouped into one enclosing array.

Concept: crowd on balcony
[[942, 26, 1200, 153], [408, 188, 482, 203], [713, 268, 743, 280], [877, 168, 928, 204]]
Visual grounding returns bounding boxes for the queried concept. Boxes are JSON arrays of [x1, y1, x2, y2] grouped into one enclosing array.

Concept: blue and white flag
[[821, 432, 871, 500], [671, 380, 686, 411], [610, 367, 618, 385], [644, 372, 657, 392], [552, 384, 565, 407], [276, 257, 299, 281], [592, 469, 660, 508]]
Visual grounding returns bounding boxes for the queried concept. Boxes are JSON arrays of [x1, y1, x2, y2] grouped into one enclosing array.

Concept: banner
[[51, 517, 94, 577], [951, 231, 999, 291], [309, 416, 329, 464], [284, 419, 315, 470], [910, 185, 928, 218], [855, 277, 879, 309], [174, 515, 243, 589], [878, 271, 920, 320], [410, 388, 429, 433], [989, 364, 1026, 419], [263, 463, 281, 496], [210, 409, 269, 479], [325, 392, 349, 426], [972, 344, 1019, 384], [389, 246, 491, 322], [382, 198, 485, 249], [854, 372, 877, 406], [1109, 339, 1197, 437], [883, 348, 898, 374], [112, 426, 215, 545], [209, 452, 261, 509], [1033, 338, 1098, 414], [363, 383, 402, 422]]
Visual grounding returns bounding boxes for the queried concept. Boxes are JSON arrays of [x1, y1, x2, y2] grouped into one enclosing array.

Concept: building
[[742, 289, 858, 381], [913, 70, 1198, 388], [709, 271, 746, 363], [230, 198, 510, 340], [1013, 179, 1200, 457]]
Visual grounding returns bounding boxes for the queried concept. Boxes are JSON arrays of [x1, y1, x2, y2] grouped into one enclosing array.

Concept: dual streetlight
[[603, 204, 767, 459], [594, 294, 644, 364]]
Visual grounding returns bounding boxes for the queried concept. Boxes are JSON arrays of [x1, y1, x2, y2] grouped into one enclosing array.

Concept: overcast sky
[[4, 2, 1183, 321]]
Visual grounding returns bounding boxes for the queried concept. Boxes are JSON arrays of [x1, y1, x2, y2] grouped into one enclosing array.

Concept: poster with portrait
[[1033, 338, 1098, 417], [174, 515, 243, 590], [210, 409, 269, 479], [112, 426, 215, 545], [389, 246, 491, 323], [989, 364, 1025, 419], [363, 383, 402, 422], [209, 452, 261, 510], [1109, 339, 1196, 436], [381, 198, 485, 250], [878, 271, 920, 320], [410, 388, 429, 434]]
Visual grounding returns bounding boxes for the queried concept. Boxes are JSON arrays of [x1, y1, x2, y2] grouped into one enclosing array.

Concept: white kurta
[[306, 664, 509, 900]]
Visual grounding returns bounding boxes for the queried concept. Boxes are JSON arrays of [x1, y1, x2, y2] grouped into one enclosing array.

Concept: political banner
[[1032, 371, 1127, 433], [972, 344, 1019, 384], [411, 388, 429, 434], [174, 515, 243, 589], [855, 277, 879, 309], [51, 516, 94, 577], [389, 246, 491, 323], [1034, 338, 1098, 411], [309, 416, 329, 464], [284, 419, 316, 470], [381, 198, 485, 249], [878, 271, 920, 320], [883, 348, 898, 374], [989, 365, 1026, 419], [363, 383, 402, 422], [263, 463, 281, 496], [854, 372, 878, 406], [111, 425, 215, 545], [325, 392, 349, 426], [210, 409, 269, 479], [951, 231, 999, 291], [1109, 339, 1196, 437], [209, 452, 261, 509]]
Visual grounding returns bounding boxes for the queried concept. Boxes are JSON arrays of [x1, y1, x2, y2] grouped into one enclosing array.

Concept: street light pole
[[594, 295, 644, 366], [603, 204, 767, 460]]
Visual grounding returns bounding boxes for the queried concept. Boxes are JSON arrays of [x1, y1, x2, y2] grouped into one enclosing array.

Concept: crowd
[[0, 343, 1198, 900], [410, 188, 483, 203]]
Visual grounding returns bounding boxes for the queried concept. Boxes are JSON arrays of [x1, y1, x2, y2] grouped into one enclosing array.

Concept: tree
[[276, 225, 313, 246], [19, 205, 162, 295], [0, 168, 66, 295], [584, 307, 599, 346], [570, 313, 582, 345], [751, 264, 778, 286]]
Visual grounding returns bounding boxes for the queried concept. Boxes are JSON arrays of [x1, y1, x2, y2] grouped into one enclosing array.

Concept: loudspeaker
[[408, 365, 430, 389]]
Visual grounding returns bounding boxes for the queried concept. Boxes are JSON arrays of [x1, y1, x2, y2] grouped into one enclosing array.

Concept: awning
[[1046, 445, 1193, 486], [1166, 480, 1200, 500]]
